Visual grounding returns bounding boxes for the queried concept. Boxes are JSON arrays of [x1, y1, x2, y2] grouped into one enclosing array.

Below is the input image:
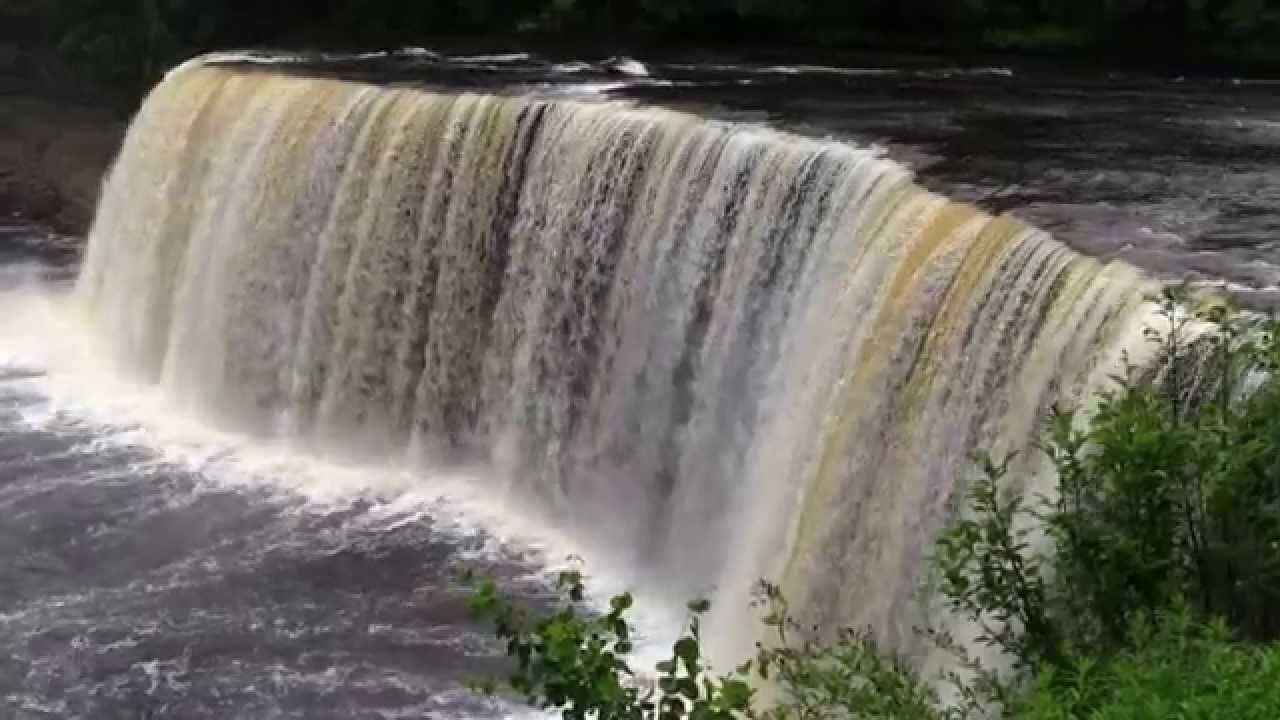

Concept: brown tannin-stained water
[[2, 49, 1276, 717]]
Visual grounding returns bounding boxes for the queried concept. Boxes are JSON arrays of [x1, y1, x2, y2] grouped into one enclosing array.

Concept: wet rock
[[0, 94, 124, 234]]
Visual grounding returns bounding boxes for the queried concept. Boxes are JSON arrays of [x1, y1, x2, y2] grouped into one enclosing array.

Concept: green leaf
[[719, 679, 753, 710], [674, 637, 700, 668]]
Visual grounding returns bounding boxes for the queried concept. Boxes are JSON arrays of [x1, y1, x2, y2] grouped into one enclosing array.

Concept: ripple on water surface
[[0, 382, 555, 718], [0, 260, 593, 717]]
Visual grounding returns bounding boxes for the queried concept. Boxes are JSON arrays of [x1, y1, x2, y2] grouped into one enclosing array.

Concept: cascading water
[[76, 64, 1159, 664]]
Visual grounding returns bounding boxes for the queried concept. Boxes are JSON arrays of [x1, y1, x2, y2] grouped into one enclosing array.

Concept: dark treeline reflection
[[4, 0, 1280, 96]]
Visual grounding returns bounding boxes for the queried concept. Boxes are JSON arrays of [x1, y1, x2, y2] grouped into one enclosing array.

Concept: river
[[0, 51, 1277, 718]]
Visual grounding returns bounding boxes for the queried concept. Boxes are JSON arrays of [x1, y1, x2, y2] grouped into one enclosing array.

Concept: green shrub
[[1043, 288, 1280, 646], [473, 285, 1280, 719], [1015, 610, 1280, 720], [750, 581, 940, 720], [469, 570, 942, 719], [935, 288, 1280, 662]]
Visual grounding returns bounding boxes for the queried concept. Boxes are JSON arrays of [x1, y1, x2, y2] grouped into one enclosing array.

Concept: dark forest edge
[[469, 285, 1280, 718], [6, 1, 1280, 103]]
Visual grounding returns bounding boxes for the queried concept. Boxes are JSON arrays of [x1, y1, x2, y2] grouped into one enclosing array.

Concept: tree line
[[4, 0, 1280, 99]]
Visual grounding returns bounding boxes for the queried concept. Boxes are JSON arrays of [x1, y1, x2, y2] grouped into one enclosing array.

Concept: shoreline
[[0, 88, 124, 235]]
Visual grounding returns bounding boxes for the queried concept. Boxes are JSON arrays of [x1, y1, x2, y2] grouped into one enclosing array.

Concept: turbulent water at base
[[75, 64, 1158, 675]]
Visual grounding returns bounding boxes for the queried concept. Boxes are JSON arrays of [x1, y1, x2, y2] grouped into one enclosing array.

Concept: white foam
[[0, 289, 555, 557], [167, 50, 402, 80], [958, 66, 1015, 77], [167, 51, 311, 78], [761, 64, 897, 77], [551, 61, 593, 74], [532, 79, 684, 97], [537, 81, 634, 96], [450, 52, 533, 64], [397, 47, 441, 59], [0, 282, 683, 665], [604, 57, 649, 77]]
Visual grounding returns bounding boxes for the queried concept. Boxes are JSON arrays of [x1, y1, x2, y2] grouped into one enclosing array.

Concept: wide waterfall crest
[[77, 65, 1156, 659]]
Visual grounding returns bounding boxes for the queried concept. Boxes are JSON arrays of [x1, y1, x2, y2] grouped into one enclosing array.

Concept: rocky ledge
[[0, 92, 125, 235]]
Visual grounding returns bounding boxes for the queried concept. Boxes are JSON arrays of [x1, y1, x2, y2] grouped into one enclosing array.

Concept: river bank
[[0, 90, 124, 235]]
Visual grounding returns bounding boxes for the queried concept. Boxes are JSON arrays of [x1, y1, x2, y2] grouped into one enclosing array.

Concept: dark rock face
[[0, 93, 125, 234]]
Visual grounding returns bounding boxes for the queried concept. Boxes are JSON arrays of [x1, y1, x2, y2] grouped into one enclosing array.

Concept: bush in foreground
[[471, 287, 1280, 719], [470, 571, 940, 719], [1016, 611, 1280, 720]]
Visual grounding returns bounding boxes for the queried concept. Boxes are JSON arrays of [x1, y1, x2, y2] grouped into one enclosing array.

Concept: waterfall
[[77, 65, 1157, 661]]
